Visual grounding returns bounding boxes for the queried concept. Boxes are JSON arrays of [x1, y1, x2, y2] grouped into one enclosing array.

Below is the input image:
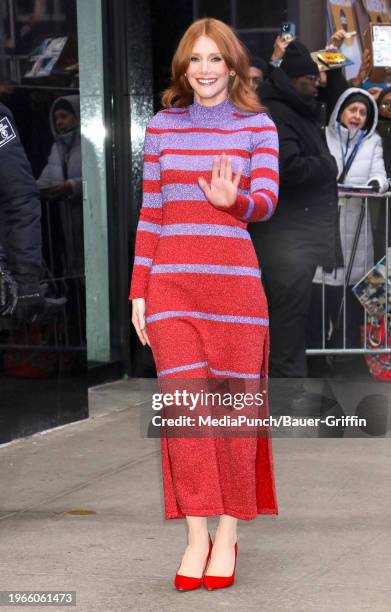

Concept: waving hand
[[198, 153, 242, 210]]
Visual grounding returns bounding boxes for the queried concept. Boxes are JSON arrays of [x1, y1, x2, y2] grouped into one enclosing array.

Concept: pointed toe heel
[[174, 533, 213, 591], [203, 542, 238, 590]]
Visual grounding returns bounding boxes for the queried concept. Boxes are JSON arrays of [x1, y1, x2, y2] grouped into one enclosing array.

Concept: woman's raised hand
[[198, 153, 242, 209], [132, 297, 150, 347]]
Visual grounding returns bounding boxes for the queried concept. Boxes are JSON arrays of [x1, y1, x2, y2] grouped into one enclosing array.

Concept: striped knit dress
[[129, 97, 279, 520]]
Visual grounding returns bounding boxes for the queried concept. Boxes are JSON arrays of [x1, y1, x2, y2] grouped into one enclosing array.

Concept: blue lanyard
[[337, 122, 366, 183]]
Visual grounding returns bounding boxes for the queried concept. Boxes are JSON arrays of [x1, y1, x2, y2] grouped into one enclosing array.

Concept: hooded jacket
[[0, 102, 41, 282], [250, 68, 341, 269], [37, 95, 84, 277], [313, 87, 388, 287], [37, 95, 82, 199]]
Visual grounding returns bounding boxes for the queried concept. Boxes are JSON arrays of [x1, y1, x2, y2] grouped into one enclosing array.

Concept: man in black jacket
[[0, 102, 45, 322], [251, 41, 342, 379]]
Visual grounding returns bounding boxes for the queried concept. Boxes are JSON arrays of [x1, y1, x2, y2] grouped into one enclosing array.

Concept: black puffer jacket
[[251, 68, 342, 269], [0, 102, 42, 283]]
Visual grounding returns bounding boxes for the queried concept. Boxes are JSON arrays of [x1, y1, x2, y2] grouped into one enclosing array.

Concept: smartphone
[[280, 22, 296, 42]]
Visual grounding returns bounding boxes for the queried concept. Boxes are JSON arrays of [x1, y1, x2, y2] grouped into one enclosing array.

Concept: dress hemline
[[164, 506, 279, 521]]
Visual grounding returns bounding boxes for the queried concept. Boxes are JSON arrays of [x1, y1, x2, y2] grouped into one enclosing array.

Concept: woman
[[376, 86, 391, 178], [310, 88, 388, 349], [129, 18, 279, 591]]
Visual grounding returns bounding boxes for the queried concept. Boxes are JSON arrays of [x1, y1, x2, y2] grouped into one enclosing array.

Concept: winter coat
[[251, 68, 341, 269], [313, 88, 388, 287], [0, 102, 41, 282], [37, 95, 82, 199]]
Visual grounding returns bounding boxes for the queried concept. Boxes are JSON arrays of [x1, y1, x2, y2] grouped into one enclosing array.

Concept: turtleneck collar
[[188, 97, 235, 124]]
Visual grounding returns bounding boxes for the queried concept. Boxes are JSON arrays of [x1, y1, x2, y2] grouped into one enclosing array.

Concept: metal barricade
[[306, 189, 391, 357]]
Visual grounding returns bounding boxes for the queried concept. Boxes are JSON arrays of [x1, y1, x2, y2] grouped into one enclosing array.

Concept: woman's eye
[[211, 56, 222, 62], [190, 56, 199, 62]]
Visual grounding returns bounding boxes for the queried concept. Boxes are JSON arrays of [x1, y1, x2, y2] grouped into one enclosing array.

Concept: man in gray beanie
[[249, 40, 342, 409]]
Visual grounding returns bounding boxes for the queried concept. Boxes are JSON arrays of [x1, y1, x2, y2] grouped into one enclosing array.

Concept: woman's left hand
[[198, 153, 242, 209]]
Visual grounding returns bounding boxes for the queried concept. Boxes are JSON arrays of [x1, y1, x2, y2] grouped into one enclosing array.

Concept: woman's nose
[[200, 59, 209, 73]]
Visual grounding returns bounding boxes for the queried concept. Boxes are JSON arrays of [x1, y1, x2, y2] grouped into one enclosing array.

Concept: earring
[[230, 70, 236, 77]]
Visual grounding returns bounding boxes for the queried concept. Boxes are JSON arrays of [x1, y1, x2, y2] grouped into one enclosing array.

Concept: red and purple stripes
[[129, 98, 279, 301]]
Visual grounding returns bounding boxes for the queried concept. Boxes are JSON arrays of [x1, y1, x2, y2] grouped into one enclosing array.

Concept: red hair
[[161, 18, 265, 114]]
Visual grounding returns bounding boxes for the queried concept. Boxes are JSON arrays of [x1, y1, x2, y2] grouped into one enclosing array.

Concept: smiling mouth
[[196, 78, 217, 86]]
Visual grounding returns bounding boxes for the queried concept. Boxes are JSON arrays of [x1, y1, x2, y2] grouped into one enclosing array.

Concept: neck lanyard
[[337, 122, 366, 184]]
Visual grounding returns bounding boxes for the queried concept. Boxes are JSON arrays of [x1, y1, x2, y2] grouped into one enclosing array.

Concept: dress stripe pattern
[[129, 97, 279, 520]]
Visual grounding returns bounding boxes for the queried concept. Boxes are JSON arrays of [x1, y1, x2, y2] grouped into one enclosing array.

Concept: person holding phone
[[130, 17, 279, 591]]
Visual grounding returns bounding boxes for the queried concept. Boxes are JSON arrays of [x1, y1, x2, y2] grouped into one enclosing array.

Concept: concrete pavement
[[0, 378, 390, 612]]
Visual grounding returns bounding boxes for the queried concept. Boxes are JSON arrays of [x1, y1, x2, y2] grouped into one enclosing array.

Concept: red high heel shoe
[[174, 533, 213, 591], [203, 542, 238, 590]]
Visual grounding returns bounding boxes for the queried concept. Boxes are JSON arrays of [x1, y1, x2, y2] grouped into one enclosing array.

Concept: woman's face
[[379, 92, 391, 120], [340, 102, 367, 130], [186, 35, 230, 106]]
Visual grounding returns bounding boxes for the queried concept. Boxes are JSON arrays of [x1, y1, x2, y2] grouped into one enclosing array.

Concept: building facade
[[0, 0, 325, 442]]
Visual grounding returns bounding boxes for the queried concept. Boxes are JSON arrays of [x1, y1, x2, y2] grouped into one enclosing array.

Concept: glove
[[0, 259, 18, 317], [367, 179, 380, 193], [13, 278, 47, 324], [14, 276, 68, 324]]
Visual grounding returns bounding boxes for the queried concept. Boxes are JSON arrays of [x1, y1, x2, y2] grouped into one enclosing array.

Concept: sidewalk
[[0, 378, 390, 612]]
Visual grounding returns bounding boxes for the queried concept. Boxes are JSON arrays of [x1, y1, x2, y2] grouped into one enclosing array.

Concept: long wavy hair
[[161, 18, 265, 114]]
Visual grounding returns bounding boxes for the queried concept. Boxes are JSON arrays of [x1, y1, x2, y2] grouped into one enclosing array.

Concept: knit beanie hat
[[337, 92, 374, 132], [280, 40, 319, 78], [249, 55, 268, 74]]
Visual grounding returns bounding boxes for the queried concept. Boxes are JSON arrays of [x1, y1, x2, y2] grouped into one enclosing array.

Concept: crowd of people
[[2, 24, 391, 376], [246, 30, 391, 381]]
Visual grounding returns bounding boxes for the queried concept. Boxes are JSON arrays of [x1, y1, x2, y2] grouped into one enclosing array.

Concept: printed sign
[[362, 0, 390, 23], [327, 0, 363, 78], [372, 23, 391, 65], [353, 249, 391, 318], [0, 117, 16, 148], [25, 37, 68, 78]]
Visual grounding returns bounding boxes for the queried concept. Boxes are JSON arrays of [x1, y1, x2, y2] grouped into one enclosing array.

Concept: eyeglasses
[[380, 101, 391, 109], [303, 75, 320, 83], [249, 77, 263, 85]]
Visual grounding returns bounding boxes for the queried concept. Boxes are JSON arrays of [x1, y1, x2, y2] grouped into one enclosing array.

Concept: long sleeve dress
[[129, 97, 279, 520]]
